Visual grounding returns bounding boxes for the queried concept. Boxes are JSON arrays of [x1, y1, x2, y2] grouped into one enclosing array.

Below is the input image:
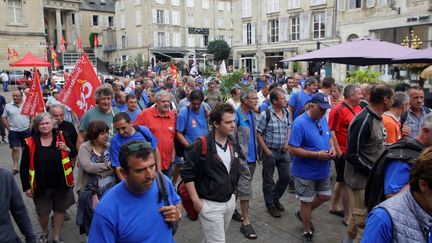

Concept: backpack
[[364, 137, 424, 212], [261, 107, 290, 134], [400, 106, 431, 126], [177, 136, 207, 221], [155, 172, 178, 235], [133, 125, 153, 143]]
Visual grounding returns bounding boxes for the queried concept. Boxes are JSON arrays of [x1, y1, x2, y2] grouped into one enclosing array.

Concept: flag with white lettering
[[21, 68, 45, 116], [57, 51, 101, 117]]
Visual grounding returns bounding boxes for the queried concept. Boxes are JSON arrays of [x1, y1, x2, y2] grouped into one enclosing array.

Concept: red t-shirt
[[134, 106, 176, 170], [328, 102, 362, 153]]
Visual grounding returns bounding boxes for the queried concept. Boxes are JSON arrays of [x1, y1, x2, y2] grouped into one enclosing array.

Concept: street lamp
[[203, 53, 207, 73]]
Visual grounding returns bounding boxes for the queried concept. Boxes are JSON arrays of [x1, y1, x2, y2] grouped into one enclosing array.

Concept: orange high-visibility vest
[[25, 131, 74, 192]]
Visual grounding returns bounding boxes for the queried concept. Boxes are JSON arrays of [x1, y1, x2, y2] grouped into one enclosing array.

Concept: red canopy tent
[[9, 52, 51, 67]]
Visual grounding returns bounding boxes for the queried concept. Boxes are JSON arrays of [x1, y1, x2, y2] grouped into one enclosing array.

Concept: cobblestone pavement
[[1, 88, 346, 243]]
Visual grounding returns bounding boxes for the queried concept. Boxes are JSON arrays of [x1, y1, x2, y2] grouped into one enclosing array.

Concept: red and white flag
[[21, 68, 45, 116], [93, 34, 99, 48], [60, 36, 66, 52], [76, 36, 82, 51], [7, 48, 11, 61], [57, 51, 101, 117]]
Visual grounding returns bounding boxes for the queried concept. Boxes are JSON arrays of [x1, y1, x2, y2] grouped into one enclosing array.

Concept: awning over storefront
[[151, 48, 189, 59]]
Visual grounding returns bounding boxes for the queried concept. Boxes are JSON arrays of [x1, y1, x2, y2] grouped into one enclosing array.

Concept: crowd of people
[[1, 68, 432, 243]]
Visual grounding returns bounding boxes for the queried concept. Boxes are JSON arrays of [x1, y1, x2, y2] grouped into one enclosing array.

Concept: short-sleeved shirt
[[176, 105, 208, 144], [206, 90, 222, 110], [88, 179, 180, 243], [136, 91, 149, 111], [328, 102, 362, 153], [109, 126, 158, 168], [79, 107, 119, 138], [403, 107, 431, 138], [383, 160, 411, 195], [289, 90, 314, 120], [256, 105, 290, 150], [125, 109, 140, 122], [289, 112, 332, 180], [362, 207, 393, 243], [2, 102, 30, 132], [382, 112, 401, 144], [134, 106, 176, 170]]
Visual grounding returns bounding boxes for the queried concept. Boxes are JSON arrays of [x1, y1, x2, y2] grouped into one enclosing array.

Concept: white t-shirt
[[216, 144, 231, 173]]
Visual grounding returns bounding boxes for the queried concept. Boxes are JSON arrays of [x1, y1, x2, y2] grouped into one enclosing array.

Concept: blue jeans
[[3, 80, 8, 91], [262, 150, 291, 207]]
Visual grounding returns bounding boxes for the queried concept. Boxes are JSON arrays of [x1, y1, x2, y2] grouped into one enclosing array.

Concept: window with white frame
[[187, 0, 194, 8], [310, 0, 325, 6], [172, 11, 180, 25], [348, 0, 361, 9], [120, 0, 125, 9], [242, 0, 251, 18], [218, 16, 224, 28], [290, 16, 300, 41], [203, 15, 209, 27], [108, 16, 114, 27], [313, 12, 325, 39], [156, 10, 164, 24], [377, 0, 387, 5], [92, 15, 99, 26], [157, 32, 166, 46], [8, 0, 22, 23], [288, 0, 300, 9], [226, 2, 232, 12], [187, 12, 194, 26], [269, 19, 279, 43], [120, 14, 125, 29], [188, 34, 195, 47], [136, 33, 142, 47], [217, 35, 224, 40], [217, 1, 224, 11], [135, 0, 140, 5], [246, 23, 252, 45], [202, 0, 209, 9], [136, 10, 142, 25], [155, 0, 165, 4], [267, 0, 279, 13], [171, 0, 180, 6], [173, 32, 181, 47], [121, 35, 127, 48], [71, 13, 76, 25]]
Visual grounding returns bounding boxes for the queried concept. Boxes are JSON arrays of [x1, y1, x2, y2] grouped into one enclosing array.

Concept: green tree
[[207, 40, 231, 62], [135, 54, 144, 68], [345, 67, 381, 84]]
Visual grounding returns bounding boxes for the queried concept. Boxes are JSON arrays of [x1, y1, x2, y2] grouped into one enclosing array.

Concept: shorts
[[334, 154, 346, 183], [237, 162, 256, 201], [33, 188, 75, 217], [8, 129, 31, 148], [294, 177, 331, 203]]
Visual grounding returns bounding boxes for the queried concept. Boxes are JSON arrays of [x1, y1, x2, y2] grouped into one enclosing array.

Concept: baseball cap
[[310, 93, 331, 109]]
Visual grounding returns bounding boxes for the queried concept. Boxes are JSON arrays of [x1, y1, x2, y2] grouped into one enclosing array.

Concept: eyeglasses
[[247, 97, 259, 100], [316, 122, 323, 135], [126, 142, 151, 152]]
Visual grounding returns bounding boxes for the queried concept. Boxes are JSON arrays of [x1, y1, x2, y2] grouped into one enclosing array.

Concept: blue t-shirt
[[362, 208, 393, 243], [114, 103, 127, 112], [88, 179, 181, 243], [176, 105, 208, 144], [125, 109, 140, 122], [289, 113, 331, 180], [384, 160, 411, 195], [110, 126, 158, 168], [259, 101, 270, 113], [257, 79, 265, 91], [289, 90, 313, 120], [137, 92, 149, 111], [235, 109, 256, 163]]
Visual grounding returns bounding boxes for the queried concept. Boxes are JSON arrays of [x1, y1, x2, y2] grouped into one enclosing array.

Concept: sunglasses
[[316, 122, 323, 135], [126, 142, 151, 152]]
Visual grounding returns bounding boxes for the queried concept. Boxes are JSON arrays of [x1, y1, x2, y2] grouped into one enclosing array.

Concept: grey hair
[[343, 84, 361, 99], [240, 88, 257, 103], [32, 112, 58, 132], [49, 104, 64, 114], [95, 86, 114, 104], [421, 113, 432, 130], [392, 91, 409, 108], [154, 90, 171, 102]]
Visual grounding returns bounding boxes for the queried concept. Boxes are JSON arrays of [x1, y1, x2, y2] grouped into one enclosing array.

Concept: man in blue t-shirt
[[288, 93, 336, 242], [110, 112, 159, 181], [288, 77, 318, 120], [89, 141, 182, 243]]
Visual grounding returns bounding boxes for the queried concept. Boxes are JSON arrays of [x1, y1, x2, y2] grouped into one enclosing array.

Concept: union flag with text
[[57, 51, 101, 117], [21, 68, 45, 116]]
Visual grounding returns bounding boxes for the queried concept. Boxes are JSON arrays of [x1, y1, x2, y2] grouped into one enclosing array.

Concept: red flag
[[21, 68, 45, 116], [60, 36, 66, 52], [12, 49, 19, 61], [93, 34, 99, 48], [7, 48, 11, 61], [57, 51, 101, 117], [76, 36, 82, 51], [50, 48, 59, 70]]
